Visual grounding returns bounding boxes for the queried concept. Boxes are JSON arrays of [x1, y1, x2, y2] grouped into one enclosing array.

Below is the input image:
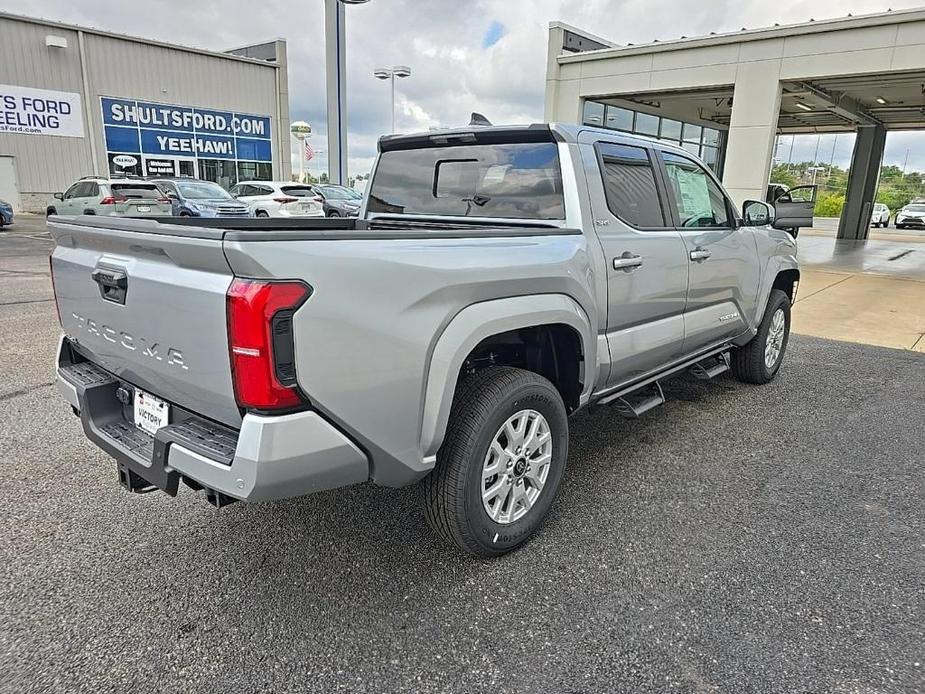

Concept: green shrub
[[814, 193, 845, 217]]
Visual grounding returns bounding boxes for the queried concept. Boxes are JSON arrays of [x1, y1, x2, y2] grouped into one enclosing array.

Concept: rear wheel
[[255, 210, 269, 218], [327, 211, 340, 218], [731, 289, 791, 385], [423, 366, 568, 557]]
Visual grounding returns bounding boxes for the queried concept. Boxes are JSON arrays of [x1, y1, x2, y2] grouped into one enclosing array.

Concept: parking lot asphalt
[[2, 219, 924, 693]]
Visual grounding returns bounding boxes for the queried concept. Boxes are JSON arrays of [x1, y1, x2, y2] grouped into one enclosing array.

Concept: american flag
[[303, 140, 315, 162]]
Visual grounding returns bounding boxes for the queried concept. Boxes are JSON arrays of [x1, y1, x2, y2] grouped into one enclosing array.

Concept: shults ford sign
[[0, 84, 84, 138], [102, 97, 272, 162]]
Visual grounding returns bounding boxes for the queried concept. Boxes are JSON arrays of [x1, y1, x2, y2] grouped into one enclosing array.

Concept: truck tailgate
[[49, 217, 241, 428]]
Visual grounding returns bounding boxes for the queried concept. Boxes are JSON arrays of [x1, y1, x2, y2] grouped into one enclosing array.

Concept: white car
[[871, 202, 891, 228], [229, 181, 324, 218]]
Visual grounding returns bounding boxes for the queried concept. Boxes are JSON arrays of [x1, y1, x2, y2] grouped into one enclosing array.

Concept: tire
[[731, 289, 791, 385], [255, 210, 269, 218], [423, 366, 569, 557], [46, 207, 57, 217], [327, 211, 340, 218]]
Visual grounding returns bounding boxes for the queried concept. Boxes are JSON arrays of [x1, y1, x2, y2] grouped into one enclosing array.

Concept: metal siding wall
[[84, 34, 280, 177], [0, 15, 282, 208], [0, 17, 93, 200]]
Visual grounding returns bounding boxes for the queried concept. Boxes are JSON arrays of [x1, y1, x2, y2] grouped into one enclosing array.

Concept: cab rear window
[[367, 142, 565, 219]]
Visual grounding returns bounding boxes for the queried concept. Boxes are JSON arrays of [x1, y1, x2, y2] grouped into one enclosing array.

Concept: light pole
[[325, 0, 370, 186], [290, 120, 312, 183], [373, 65, 411, 133]]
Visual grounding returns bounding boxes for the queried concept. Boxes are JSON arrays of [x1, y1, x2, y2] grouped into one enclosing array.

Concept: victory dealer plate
[[133, 389, 169, 435]]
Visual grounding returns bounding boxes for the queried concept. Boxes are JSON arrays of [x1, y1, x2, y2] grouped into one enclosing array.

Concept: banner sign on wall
[[101, 97, 272, 163], [0, 84, 84, 138]]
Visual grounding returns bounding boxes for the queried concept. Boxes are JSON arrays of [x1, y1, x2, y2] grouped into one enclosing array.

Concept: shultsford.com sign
[[0, 84, 84, 138]]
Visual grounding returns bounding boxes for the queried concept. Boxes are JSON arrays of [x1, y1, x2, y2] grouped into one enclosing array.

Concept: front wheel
[[731, 289, 792, 384], [423, 367, 569, 557]]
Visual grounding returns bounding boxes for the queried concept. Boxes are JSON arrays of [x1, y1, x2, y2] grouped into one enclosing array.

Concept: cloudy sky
[[6, 0, 925, 176]]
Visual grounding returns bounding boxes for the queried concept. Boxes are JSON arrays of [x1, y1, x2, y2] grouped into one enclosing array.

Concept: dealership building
[[0, 12, 291, 212]]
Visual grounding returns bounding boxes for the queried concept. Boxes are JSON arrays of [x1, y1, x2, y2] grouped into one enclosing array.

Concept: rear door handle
[[613, 253, 644, 271], [689, 248, 712, 262]]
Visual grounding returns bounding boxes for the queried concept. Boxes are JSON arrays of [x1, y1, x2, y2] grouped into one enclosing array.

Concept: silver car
[[48, 177, 172, 218]]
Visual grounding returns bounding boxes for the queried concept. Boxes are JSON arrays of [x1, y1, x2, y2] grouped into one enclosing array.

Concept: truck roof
[[378, 122, 697, 158]]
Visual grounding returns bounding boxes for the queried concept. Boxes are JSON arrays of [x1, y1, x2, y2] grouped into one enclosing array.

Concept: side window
[[64, 183, 82, 199], [259, 185, 274, 196], [661, 152, 730, 228], [73, 182, 91, 198], [596, 143, 665, 228], [85, 182, 100, 198]]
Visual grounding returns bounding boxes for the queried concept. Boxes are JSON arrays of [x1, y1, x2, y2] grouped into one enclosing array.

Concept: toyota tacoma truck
[[49, 123, 799, 557]]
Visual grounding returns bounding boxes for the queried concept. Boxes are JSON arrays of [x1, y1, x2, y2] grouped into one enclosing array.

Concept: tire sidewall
[[462, 380, 568, 555], [759, 292, 791, 380]]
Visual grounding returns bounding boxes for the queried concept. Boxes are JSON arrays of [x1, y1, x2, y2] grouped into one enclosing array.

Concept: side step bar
[[601, 382, 665, 419], [689, 352, 730, 381], [596, 348, 733, 419]]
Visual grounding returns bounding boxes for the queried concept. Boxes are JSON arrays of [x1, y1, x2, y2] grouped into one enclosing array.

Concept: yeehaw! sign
[[0, 84, 84, 138]]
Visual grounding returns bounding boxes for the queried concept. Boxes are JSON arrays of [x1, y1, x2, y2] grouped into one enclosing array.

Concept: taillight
[[99, 195, 127, 205], [313, 195, 324, 203], [157, 197, 170, 203], [273, 196, 298, 204], [226, 279, 311, 410]]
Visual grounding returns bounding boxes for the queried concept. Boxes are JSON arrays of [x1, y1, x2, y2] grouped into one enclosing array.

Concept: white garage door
[[0, 157, 21, 212]]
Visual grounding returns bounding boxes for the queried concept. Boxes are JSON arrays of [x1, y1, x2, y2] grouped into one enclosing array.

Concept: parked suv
[[896, 203, 925, 229], [49, 123, 799, 557], [48, 177, 172, 217], [152, 178, 251, 218], [871, 202, 891, 228], [311, 184, 362, 217], [228, 181, 324, 218]]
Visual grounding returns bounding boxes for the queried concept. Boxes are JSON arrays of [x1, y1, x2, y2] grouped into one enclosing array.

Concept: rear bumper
[[56, 337, 369, 502]]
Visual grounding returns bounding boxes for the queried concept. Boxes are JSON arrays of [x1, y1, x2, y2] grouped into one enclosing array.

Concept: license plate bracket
[[133, 389, 169, 435]]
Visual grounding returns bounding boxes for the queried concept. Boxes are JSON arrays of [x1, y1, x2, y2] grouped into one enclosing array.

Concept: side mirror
[[54, 192, 64, 201], [742, 200, 774, 226], [166, 191, 178, 199]]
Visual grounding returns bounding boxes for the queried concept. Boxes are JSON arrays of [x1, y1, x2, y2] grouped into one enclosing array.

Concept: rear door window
[[367, 142, 565, 219], [596, 143, 665, 228], [111, 184, 162, 199]]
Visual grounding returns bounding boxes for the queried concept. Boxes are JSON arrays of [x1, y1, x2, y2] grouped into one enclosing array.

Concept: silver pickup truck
[[50, 123, 799, 557]]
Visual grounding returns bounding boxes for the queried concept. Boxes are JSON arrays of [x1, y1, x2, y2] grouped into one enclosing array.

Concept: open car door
[[771, 184, 817, 230]]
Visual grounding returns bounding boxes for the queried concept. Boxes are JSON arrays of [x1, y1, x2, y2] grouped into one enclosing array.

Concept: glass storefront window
[[583, 101, 605, 127], [660, 119, 682, 142], [634, 112, 659, 137], [198, 159, 238, 190], [236, 161, 273, 182], [107, 153, 142, 177], [605, 105, 634, 131], [682, 123, 703, 144], [581, 100, 724, 174], [701, 145, 719, 169]]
